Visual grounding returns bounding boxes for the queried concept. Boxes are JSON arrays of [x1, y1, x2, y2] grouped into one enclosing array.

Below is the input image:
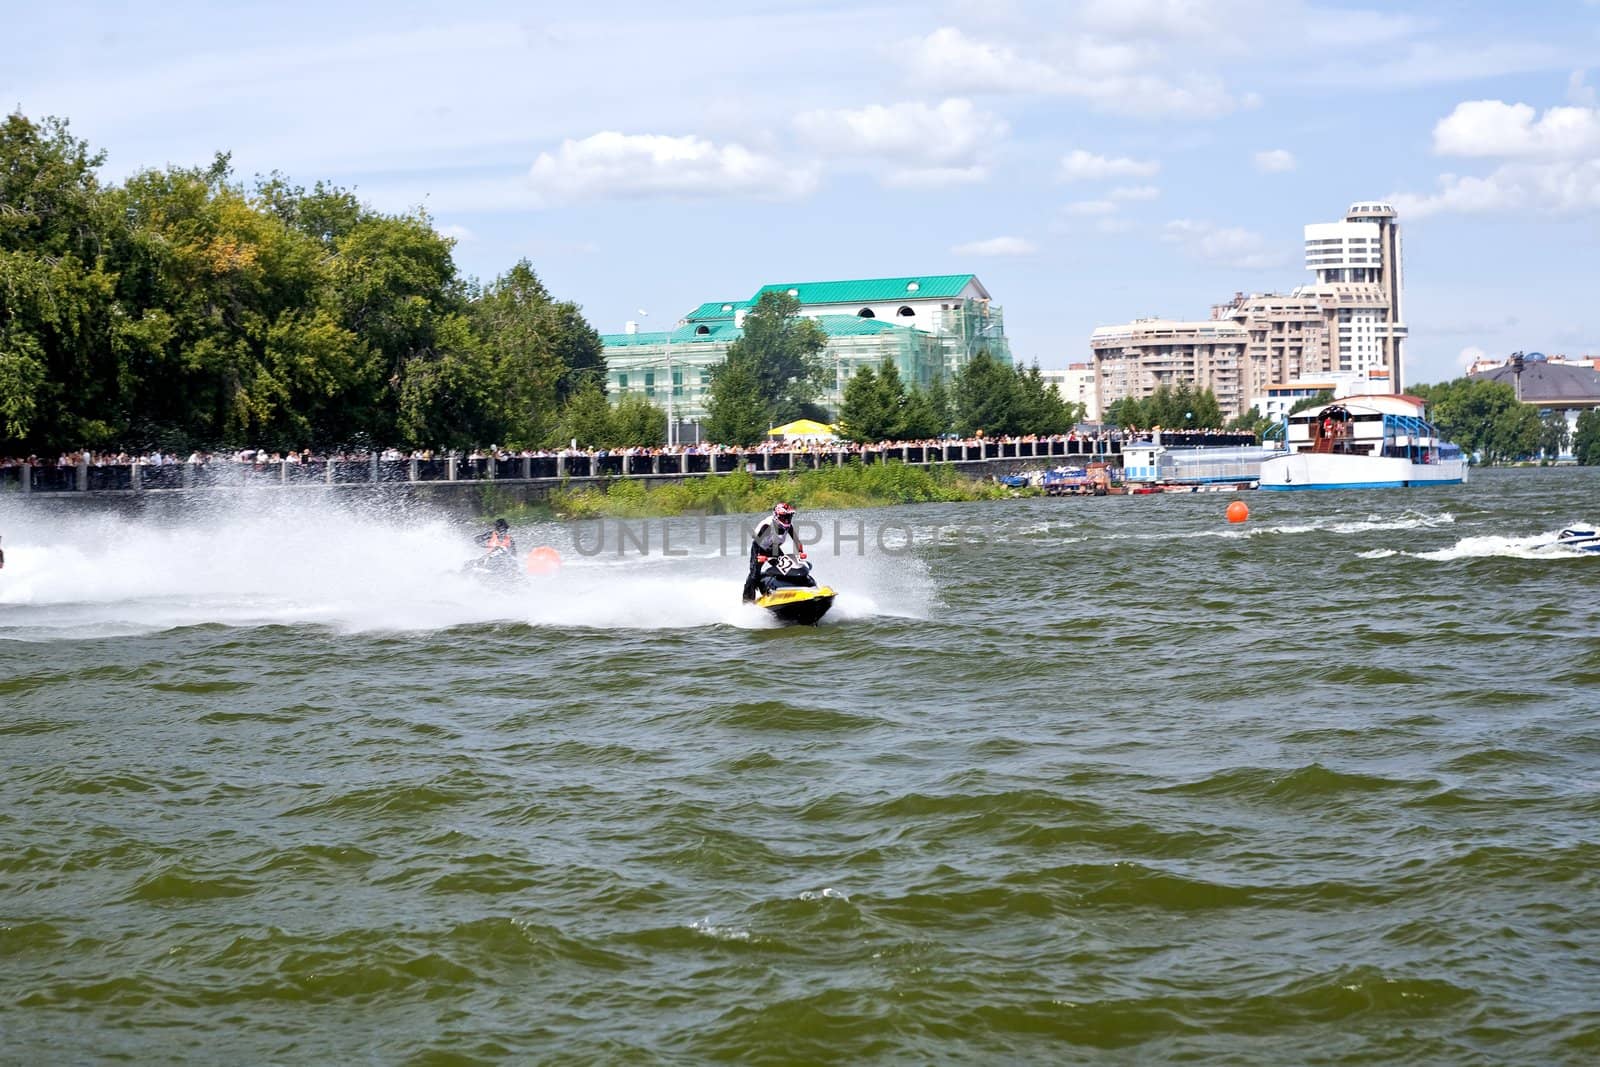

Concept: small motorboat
[[747, 553, 836, 625], [1550, 527, 1600, 552]]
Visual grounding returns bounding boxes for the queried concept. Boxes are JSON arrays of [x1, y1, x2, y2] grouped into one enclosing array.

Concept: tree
[[0, 113, 123, 451], [1290, 391, 1334, 415], [723, 291, 827, 423], [901, 378, 951, 439], [1574, 409, 1600, 465], [1, 109, 607, 456], [1017, 363, 1081, 435], [1414, 378, 1535, 465], [610, 393, 666, 448], [703, 355, 770, 446], [550, 300, 606, 404], [550, 381, 616, 449], [837, 360, 910, 442], [470, 260, 566, 448], [1226, 408, 1273, 440], [1539, 410, 1571, 461], [953, 350, 1020, 436]]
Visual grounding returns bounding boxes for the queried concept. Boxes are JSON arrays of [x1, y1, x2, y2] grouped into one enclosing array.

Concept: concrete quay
[[0, 438, 1124, 509]]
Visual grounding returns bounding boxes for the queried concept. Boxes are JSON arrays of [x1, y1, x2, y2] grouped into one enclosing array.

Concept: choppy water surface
[[3, 468, 1598, 1063]]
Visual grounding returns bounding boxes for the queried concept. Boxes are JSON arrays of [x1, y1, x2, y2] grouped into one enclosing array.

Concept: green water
[[3, 469, 1598, 1063]]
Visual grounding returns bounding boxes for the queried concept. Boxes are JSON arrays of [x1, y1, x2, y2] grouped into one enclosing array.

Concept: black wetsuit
[[743, 516, 802, 602]]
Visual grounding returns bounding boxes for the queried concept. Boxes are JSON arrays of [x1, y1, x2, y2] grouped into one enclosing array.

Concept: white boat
[[1258, 394, 1466, 491], [1551, 527, 1600, 552]]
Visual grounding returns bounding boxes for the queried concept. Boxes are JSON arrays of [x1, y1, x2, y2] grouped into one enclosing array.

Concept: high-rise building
[[1091, 201, 1409, 421], [1299, 201, 1407, 389], [1089, 319, 1249, 420]]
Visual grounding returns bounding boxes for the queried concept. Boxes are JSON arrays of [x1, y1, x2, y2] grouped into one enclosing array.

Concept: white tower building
[[1299, 202, 1407, 390]]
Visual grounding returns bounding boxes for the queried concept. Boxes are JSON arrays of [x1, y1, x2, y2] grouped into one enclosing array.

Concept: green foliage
[[1538, 410, 1571, 461], [1574, 409, 1600, 465], [543, 460, 1008, 519], [610, 393, 666, 448], [1289, 391, 1334, 415], [551, 382, 617, 450], [900, 378, 951, 439], [1226, 408, 1273, 439], [837, 361, 897, 442], [953, 354, 1083, 436], [722, 291, 828, 424], [1105, 382, 1225, 431], [953, 350, 1019, 435], [1017, 363, 1081, 435], [1411, 378, 1540, 465], [0, 110, 606, 455], [703, 355, 771, 447]]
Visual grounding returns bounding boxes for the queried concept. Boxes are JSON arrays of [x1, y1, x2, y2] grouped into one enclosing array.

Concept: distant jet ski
[[1550, 527, 1600, 552], [462, 547, 525, 585], [747, 553, 836, 625]]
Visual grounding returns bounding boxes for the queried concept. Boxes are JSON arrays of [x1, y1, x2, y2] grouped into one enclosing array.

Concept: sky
[[5, 0, 1600, 386]]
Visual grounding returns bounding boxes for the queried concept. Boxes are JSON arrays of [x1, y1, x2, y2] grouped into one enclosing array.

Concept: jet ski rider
[[475, 517, 517, 558], [743, 502, 804, 602]]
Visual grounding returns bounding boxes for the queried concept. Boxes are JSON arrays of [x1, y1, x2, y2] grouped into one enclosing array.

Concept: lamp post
[[638, 309, 675, 447], [1510, 350, 1525, 403]]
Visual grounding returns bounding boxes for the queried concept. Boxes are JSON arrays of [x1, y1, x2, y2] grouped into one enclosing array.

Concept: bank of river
[[2, 467, 1597, 1062], [518, 462, 1014, 520]]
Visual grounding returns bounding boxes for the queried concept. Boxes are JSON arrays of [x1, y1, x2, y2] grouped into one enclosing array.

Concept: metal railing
[[5, 438, 1127, 495]]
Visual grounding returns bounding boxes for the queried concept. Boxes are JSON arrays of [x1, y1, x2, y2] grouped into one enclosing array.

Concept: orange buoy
[[525, 545, 563, 575], [1226, 500, 1249, 524]]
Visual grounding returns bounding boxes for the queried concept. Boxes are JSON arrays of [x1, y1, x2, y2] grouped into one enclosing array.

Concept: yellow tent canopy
[[767, 418, 838, 440]]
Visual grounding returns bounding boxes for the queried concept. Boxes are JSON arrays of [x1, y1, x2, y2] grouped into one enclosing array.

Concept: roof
[[1473, 360, 1600, 404], [600, 322, 740, 346], [683, 300, 753, 322], [1290, 394, 1427, 419], [755, 274, 983, 305], [811, 314, 924, 337]]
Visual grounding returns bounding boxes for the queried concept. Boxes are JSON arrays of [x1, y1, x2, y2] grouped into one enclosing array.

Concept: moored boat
[[1258, 394, 1466, 491]]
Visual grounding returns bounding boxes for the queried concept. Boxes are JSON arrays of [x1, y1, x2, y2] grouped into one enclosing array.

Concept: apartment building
[[1092, 201, 1409, 421]]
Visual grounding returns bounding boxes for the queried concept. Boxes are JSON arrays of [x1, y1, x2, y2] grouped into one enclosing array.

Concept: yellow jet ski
[[749, 554, 836, 625]]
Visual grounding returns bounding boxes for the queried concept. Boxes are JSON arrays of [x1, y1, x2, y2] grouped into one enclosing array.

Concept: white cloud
[[1458, 345, 1488, 371], [1433, 99, 1600, 158], [904, 26, 1240, 118], [1162, 219, 1289, 270], [793, 98, 1007, 188], [1063, 199, 1119, 216], [1109, 184, 1161, 201], [526, 131, 817, 204], [1253, 148, 1296, 172], [793, 98, 1007, 165], [1395, 96, 1600, 218], [905, 27, 1067, 94], [1569, 70, 1598, 108], [1391, 159, 1600, 218], [436, 223, 475, 243], [1061, 149, 1160, 181], [951, 236, 1037, 256]]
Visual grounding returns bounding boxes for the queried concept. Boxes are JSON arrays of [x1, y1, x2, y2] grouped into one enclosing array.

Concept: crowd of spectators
[[1, 427, 1260, 475]]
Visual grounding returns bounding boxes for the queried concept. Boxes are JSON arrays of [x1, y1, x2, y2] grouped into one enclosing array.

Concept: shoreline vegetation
[[497, 463, 1017, 521]]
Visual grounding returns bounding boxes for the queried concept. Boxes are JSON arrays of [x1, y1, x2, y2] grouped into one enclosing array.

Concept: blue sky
[[6, 0, 1600, 386]]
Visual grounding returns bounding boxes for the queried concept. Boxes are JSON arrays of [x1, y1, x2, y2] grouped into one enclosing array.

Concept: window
[[897, 306, 915, 317], [858, 307, 876, 318], [695, 325, 710, 335]]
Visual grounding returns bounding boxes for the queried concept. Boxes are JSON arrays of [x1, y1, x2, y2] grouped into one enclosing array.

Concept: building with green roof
[[602, 274, 1009, 436]]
